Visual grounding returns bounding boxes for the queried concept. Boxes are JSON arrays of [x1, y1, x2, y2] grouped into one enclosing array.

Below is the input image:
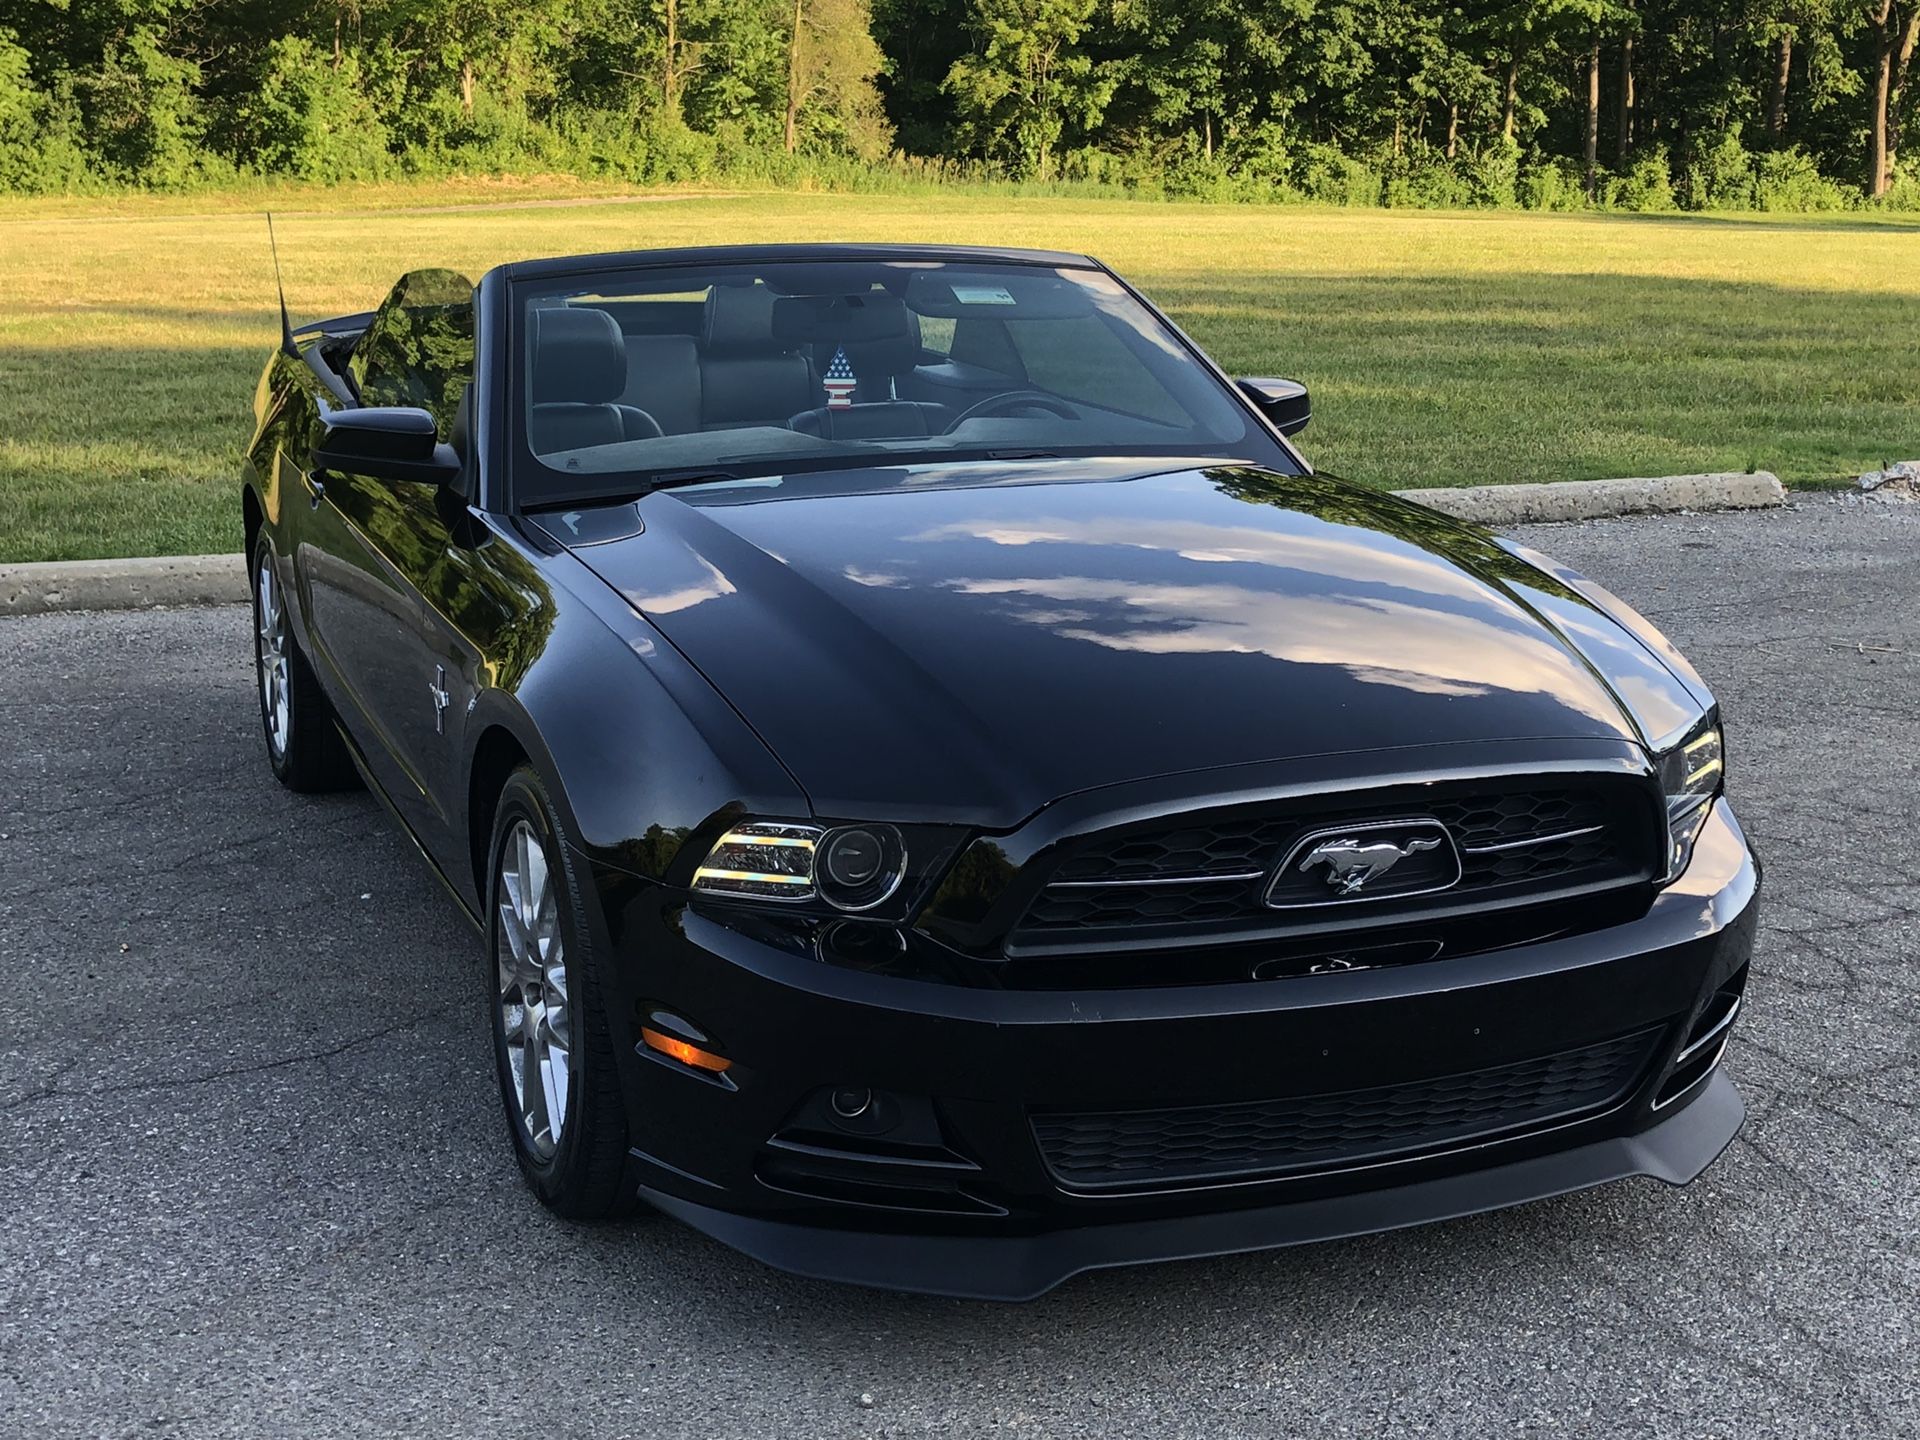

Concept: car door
[[297, 270, 476, 859]]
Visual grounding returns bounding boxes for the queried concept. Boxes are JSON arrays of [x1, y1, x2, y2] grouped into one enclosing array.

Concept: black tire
[[487, 765, 638, 1220], [250, 536, 358, 794]]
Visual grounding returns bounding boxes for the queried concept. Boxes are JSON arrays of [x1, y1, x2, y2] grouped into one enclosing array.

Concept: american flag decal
[[822, 346, 858, 409]]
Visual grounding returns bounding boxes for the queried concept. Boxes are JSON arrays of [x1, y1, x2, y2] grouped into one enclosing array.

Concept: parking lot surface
[[2, 494, 1915, 1437]]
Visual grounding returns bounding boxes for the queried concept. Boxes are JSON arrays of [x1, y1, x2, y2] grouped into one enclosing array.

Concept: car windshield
[[510, 257, 1288, 506]]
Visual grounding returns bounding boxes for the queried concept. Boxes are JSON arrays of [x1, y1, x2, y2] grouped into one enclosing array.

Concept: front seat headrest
[[530, 306, 627, 405], [703, 283, 779, 354]]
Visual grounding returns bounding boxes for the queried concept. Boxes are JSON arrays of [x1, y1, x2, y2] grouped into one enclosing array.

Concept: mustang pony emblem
[[1298, 835, 1443, 895]]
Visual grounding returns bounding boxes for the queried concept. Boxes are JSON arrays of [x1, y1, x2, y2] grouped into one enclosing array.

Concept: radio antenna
[[263, 213, 353, 405], [266, 212, 296, 357]]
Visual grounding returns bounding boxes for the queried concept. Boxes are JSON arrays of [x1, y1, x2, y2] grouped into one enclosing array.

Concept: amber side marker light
[[641, 1026, 733, 1073]]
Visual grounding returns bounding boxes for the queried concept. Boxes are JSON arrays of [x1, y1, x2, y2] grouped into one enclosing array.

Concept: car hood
[[550, 459, 1706, 827]]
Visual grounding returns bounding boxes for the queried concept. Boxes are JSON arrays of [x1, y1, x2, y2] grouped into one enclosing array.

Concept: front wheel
[[488, 766, 638, 1219], [251, 536, 356, 793]]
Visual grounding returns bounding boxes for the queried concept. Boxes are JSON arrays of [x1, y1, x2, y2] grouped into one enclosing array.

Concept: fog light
[[831, 1087, 873, 1119]]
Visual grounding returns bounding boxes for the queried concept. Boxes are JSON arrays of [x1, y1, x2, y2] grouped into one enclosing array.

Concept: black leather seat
[[844, 301, 923, 404], [698, 284, 816, 430], [528, 306, 663, 455], [621, 335, 701, 435]]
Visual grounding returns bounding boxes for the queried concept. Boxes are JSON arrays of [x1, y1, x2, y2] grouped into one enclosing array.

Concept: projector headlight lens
[[690, 821, 907, 911], [818, 826, 907, 911]]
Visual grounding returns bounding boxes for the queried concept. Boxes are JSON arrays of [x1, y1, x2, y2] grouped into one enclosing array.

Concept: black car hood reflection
[[556, 460, 1702, 826]]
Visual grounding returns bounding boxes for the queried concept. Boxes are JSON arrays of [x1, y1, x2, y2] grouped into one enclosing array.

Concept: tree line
[[2, 1, 1916, 209]]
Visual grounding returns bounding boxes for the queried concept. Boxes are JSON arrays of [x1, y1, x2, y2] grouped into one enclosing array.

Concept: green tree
[[236, 37, 391, 182], [1866, 0, 1920, 193], [1474, 0, 1610, 142], [87, 25, 207, 186], [1107, 0, 1309, 159], [0, 0, 1905, 206], [945, 0, 1116, 177], [782, 0, 892, 157], [0, 29, 91, 191], [869, 0, 971, 154]]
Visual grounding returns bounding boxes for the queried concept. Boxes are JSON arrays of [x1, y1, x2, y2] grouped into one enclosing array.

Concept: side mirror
[[315, 406, 461, 486], [1237, 377, 1311, 437]]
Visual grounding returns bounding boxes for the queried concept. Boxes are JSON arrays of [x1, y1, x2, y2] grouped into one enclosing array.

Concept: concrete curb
[[1398, 471, 1785, 525], [0, 470, 1791, 616], [0, 553, 247, 617]]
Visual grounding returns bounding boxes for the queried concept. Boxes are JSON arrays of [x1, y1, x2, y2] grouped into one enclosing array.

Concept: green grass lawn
[[2, 187, 1916, 562]]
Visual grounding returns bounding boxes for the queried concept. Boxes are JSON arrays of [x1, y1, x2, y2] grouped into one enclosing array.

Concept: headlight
[[1657, 716, 1724, 880], [691, 820, 908, 911], [691, 822, 820, 901]]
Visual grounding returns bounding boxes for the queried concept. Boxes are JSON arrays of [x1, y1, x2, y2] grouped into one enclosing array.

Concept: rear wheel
[[488, 766, 637, 1219], [251, 537, 356, 792]]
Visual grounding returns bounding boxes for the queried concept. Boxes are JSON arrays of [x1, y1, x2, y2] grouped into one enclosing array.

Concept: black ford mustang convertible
[[242, 244, 1756, 1299]]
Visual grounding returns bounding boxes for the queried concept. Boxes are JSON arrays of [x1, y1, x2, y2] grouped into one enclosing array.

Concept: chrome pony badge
[[1264, 819, 1461, 908], [1300, 834, 1441, 895]]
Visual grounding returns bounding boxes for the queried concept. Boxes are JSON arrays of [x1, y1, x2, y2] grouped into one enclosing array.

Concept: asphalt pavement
[[2, 493, 1915, 1438]]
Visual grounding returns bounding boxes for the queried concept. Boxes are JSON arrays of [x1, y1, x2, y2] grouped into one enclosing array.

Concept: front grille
[[1032, 1029, 1658, 1190], [1018, 782, 1653, 939]]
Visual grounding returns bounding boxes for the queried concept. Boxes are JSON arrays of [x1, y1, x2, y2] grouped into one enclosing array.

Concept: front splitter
[[637, 1069, 1745, 1301]]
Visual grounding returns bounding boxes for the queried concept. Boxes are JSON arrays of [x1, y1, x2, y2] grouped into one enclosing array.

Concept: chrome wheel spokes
[[255, 555, 291, 758], [496, 819, 571, 1158]]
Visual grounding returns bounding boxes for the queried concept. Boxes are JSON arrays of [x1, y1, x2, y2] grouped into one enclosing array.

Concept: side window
[[916, 314, 957, 358], [350, 268, 476, 442]]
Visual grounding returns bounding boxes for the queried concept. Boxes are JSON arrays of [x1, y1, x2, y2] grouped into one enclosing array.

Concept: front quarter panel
[[460, 523, 809, 897], [1497, 536, 1717, 712], [243, 348, 332, 651], [1363, 497, 1712, 751]]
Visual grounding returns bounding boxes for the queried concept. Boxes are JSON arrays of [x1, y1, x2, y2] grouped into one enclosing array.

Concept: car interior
[[516, 264, 1262, 487]]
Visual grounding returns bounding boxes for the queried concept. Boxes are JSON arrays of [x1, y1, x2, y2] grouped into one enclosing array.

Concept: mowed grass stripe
[[2, 192, 1915, 561]]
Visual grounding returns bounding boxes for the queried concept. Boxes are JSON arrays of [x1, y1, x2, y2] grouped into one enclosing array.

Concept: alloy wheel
[[496, 819, 572, 1159], [254, 552, 291, 759]]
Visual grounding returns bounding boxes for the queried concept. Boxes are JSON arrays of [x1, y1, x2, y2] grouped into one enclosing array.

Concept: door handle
[[304, 469, 325, 506]]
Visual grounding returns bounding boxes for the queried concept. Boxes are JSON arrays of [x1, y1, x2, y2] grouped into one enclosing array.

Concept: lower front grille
[[1031, 1029, 1658, 1190]]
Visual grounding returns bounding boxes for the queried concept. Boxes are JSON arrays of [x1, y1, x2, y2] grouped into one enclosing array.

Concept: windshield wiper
[[522, 468, 746, 512], [647, 467, 745, 491]]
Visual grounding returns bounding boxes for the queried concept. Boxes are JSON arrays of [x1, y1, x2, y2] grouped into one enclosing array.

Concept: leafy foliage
[[0, 0, 1915, 208], [235, 39, 393, 183], [0, 30, 91, 193]]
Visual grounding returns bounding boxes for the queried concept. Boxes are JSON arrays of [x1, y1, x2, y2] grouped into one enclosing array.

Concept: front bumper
[[584, 801, 1759, 1300]]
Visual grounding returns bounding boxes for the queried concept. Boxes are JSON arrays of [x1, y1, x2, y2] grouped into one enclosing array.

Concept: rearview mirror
[[314, 406, 461, 486], [1236, 378, 1311, 437]]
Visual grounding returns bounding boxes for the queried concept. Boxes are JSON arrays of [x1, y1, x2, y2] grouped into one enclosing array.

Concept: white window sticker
[[950, 284, 1017, 306]]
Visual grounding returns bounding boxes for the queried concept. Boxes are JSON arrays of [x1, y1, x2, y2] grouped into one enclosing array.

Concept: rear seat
[[617, 285, 961, 440], [621, 335, 701, 435], [618, 284, 816, 434]]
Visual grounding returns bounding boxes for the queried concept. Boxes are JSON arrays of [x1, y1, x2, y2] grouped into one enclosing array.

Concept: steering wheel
[[944, 390, 1079, 433]]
